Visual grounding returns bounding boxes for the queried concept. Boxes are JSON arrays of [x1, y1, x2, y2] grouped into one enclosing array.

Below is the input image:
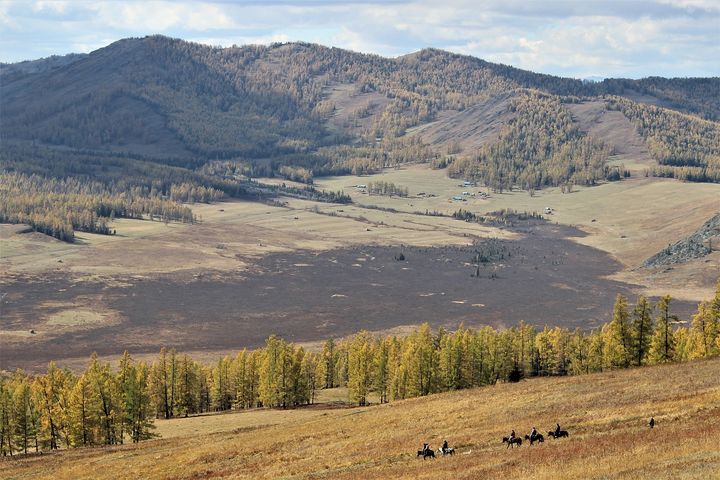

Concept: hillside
[[2, 36, 719, 181], [2, 357, 718, 479], [2, 36, 720, 242]]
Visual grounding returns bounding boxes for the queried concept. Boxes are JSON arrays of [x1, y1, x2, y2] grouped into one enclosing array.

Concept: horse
[[417, 448, 435, 459], [502, 436, 522, 448], [438, 447, 455, 456], [524, 433, 544, 445], [548, 430, 569, 439]]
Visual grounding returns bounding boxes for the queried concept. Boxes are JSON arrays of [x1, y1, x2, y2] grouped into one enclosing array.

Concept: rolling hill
[[2, 357, 718, 479], [2, 36, 719, 180]]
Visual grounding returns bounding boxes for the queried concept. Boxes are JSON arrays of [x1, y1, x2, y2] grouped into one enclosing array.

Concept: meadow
[[2, 357, 718, 479]]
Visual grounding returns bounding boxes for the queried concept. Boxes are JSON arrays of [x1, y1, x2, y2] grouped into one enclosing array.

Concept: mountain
[[2, 36, 718, 172], [1, 36, 719, 240]]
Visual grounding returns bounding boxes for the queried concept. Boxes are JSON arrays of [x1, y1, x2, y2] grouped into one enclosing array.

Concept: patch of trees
[[3, 282, 718, 455], [367, 181, 409, 197], [607, 96, 720, 182], [448, 92, 611, 191], [0, 172, 199, 241]]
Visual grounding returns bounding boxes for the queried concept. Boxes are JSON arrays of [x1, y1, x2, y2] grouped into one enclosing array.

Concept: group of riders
[[419, 439, 452, 457], [509, 422, 562, 444], [421, 417, 655, 457], [420, 423, 565, 458]]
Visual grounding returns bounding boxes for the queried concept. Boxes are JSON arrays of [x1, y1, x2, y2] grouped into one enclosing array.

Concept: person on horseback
[[555, 423, 561, 437], [422, 443, 429, 454], [530, 427, 537, 441], [509, 429, 516, 441], [442, 440, 448, 454]]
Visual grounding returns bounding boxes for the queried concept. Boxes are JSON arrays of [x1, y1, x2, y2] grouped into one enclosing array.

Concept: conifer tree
[[0, 378, 13, 456], [374, 338, 391, 403], [11, 373, 38, 454], [649, 295, 677, 363], [321, 339, 338, 389], [690, 301, 718, 358], [348, 331, 375, 406], [603, 294, 632, 368], [632, 296, 654, 366]]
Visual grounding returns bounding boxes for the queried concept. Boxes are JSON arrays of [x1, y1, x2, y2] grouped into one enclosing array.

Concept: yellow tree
[[649, 295, 677, 364], [689, 301, 719, 359], [348, 331, 375, 406], [603, 294, 632, 368], [31, 362, 70, 450]]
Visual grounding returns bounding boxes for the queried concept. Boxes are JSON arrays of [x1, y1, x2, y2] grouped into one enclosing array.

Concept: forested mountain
[[1, 35, 719, 239]]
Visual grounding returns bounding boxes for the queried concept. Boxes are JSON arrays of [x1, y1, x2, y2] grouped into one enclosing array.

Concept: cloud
[[0, 0, 718, 78]]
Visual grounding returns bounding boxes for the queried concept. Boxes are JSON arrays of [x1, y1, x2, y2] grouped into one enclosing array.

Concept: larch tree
[[11, 373, 38, 454], [649, 295, 677, 364], [690, 301, 718, 359], [348, 331, 375, 406], [603, 294, 632, 368], [321, 339, 338, 389], [632, 296, 654, 366]]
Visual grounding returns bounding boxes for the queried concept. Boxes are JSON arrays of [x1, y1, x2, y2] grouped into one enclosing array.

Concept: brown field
[[6, 220, 685, 371], [316, 166, 720, 299], [1, 164, 718, 372], [2, 357, 718, 479]]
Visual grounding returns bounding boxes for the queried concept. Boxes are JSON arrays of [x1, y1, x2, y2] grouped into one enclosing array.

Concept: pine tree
[[0, 378, 13, 456], [321, 339, 338, 389], [649, 295, 677, 363], [176, 354, 197, 417], [11, 373, 39, 454], [31, 362, 68, 450], [348, 331, 375, 406], [67, 372, 96, 447], [374, 338, 390, 403], [690, 301, 718, 358], [603, 294, 632, 368], [632, 296, 654, 366]]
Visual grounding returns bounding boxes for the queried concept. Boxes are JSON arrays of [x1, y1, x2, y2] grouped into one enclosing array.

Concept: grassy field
[[316, 166, 720, 301], [2, 357, 718, 479]]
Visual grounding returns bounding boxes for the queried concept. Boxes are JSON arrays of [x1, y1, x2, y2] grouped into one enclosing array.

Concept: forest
[[447, 92, 611, 190], [2, 281, 718, 455], [607, 96, 720, 182]]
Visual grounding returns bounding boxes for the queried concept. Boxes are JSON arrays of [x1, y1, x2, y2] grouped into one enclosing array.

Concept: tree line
[[2, 282, 718, 455], [0, 172, 201, 241], [607, 96, 720, 183], [448, 92, 612, 191]]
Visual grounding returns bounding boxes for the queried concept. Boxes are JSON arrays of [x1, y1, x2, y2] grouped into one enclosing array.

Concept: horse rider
[[530, 426, 537, 441], [509, 429, 516, 442], [442, 439, 449, 453], [555, 423, 561, 437], [422, 443, 429, 454]]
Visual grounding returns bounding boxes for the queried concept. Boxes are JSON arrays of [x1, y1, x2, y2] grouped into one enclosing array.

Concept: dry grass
[[317, 166, 720, 300], [0, 194, 507, 278], [3, 358, 718, 480]]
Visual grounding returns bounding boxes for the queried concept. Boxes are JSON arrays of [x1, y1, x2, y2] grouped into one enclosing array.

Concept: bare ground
[[0, 221, 697, 372]]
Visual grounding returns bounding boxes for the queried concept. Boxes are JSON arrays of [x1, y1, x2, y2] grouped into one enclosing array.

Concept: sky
[[1, 0, 719, 79]]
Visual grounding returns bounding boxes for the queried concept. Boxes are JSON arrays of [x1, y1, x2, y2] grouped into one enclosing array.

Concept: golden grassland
[[2, 165, 718, 300], [0, 192, 507, 278], [316, 165, 720, 300], [2, 357, 719, 479]]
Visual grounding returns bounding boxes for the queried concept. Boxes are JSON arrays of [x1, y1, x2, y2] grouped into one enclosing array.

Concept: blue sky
[[1, 0, 718, 79]]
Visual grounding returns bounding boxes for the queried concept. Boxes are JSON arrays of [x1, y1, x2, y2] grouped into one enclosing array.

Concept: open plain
[[2, 165, 719, 371]]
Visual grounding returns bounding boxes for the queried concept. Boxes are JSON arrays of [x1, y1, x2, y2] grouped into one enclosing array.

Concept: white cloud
[[90, 1, 235, 32], [0, 0, 718, 77]]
